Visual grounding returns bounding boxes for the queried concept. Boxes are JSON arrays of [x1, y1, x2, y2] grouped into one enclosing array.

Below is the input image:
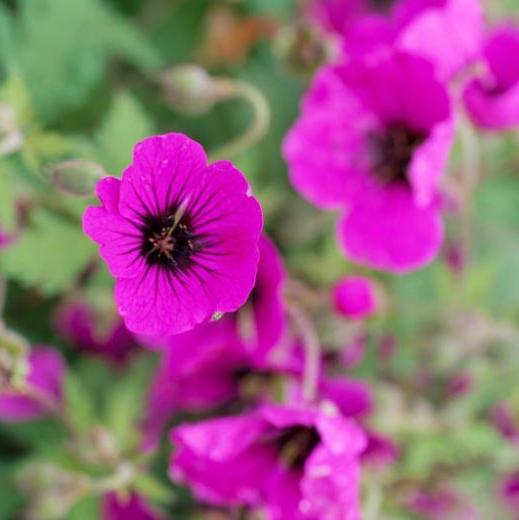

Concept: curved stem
[[0, 277, 6, 327], [288, 304, 321, 402], [209, 80, 271, 161]]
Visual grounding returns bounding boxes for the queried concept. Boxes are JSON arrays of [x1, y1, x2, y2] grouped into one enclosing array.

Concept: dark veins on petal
[[276, 425, 321, 470], [369, 123, 426, 186], [140, 205, 202, 271]]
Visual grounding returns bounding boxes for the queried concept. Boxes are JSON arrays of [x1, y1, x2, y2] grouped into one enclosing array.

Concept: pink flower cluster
[[7, 0, 513, 507], [285, 0, 519, 273], [0, 132, 390, 518]]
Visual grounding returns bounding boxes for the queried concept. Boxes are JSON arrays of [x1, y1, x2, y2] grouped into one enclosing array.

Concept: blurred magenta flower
[[464, 24, 519, 130], [242, 235, 287, 359], [361, 430, 399, 467], [284, 51, 453, 272], [55, 302, 138, 365], [317, 375, 373, 418], [339, 335, 366, 369], [103, 492, 164, 520], [83, 133, 263, 336], [406, 488, 477, 519], [0, 225, 12, 248], [272, 341, 373, 419], [0, 347, 65, 422], [146, 318, 251, 420], [171, 403, 366, 519], [500, 471, 519, 515], [490, 403, 519, 446], [307, 0, 484, 80], [331, 276, 378, 319], [145, 316, 293, 447]]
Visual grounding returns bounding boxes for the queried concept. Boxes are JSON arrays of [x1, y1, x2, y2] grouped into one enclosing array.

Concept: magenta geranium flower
[[307, 0, 484, 80], [464, 24, 519, 130], [500, 471, 519, 513], [147, 317, 249, 415], [0, 347, 65, 422], [283, 50, 453, 272], [171, 402, 366, 519], [103, 492, 164, 520], [145, 314, 293, 447], [361, 430, 399, 467], [331, 276, 378, 319], [55, 301, 138, 365], [83, 133, 263, 336], [238, 234, 287, 358]]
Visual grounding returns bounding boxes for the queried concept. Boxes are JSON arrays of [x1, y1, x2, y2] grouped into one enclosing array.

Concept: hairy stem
[[288, 304, 321, 402]]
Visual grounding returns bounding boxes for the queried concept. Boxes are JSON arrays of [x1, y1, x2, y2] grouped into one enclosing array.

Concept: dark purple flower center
[[371, 0, 394, 12], [370, 124, 426, 186], [140, 207, 199, 270], [276, 425, 321, 470]]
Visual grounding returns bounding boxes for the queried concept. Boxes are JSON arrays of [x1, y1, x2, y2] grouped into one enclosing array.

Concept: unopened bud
[[0, 328, 30, 388], [48, 159, 105, 197], [160, 65, 220, 115], [0, 103, 23, 157], [276, 22, 337, 77]]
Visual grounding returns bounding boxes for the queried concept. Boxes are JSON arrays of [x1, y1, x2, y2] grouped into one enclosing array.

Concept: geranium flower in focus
[[83, 133, 263, 336], [283, 51, 453, 272], [331, 276, 379, 320], [171, 402, 366, 520], [0, 347, 65, 422], [464, 24, 519, 130], [55, 301, 138, 365]]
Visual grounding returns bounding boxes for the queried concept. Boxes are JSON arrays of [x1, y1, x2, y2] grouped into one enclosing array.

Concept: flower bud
[[159, 65, 220, 115], [0, 328, 30, 388], [0, 103, 23, 157], [48, 159, 106, 198], [275, 22, 336, 77]]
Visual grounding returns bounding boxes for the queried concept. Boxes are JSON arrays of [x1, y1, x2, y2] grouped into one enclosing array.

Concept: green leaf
[[103, 356, 154, 449], [0, 5, 17, 73], [0, 74, 34, 126], [0, 209, 95, 296], [96, 91, 154, 174], [63, 372, 95, 432], [67, 496, 101, 520], [15, 0, 161, 121], [134, 473, 173, 505], [0, 165, 17, 232]]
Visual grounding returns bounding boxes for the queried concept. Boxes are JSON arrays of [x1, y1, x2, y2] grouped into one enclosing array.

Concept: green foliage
[[96, 91, 155, 174], [1, 0, 162, 121], [68, 497, 102, 520], [134, 473, 173, 505], [103, 357, 154, 450], [64, 372, 96, 432], [0, 209, 96, 296]]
